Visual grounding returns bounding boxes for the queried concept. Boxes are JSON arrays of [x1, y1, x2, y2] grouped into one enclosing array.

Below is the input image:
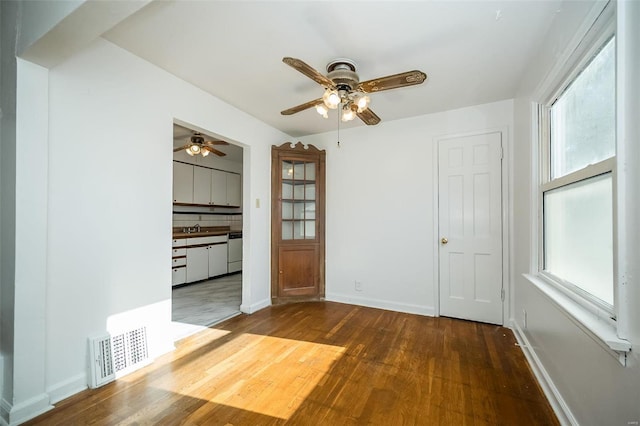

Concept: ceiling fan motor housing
[[327, 59, 359, 91]]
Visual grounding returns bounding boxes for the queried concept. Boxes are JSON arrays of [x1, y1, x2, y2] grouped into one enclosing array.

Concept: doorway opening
[[170, 122, 245, 340]]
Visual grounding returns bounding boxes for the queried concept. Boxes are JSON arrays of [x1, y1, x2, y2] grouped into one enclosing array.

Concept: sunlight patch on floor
[[156, 333, 345, 420]]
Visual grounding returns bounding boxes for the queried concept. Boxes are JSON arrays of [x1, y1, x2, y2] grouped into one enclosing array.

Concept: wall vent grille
[[88, 327, 149, 389]]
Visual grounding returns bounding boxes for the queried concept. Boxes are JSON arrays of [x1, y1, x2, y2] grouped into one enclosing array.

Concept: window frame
[[537, 21, 617, 321]]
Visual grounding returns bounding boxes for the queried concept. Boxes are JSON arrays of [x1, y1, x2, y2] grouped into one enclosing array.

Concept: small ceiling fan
[[280, 57, 427, 125], [173, 132, 229, 157]]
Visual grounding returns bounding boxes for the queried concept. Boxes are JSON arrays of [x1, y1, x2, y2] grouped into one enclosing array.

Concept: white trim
[[0, 398, 11, 426], [240, 298, 270, 314], [532, 1, 612, 101], [432, 138, 440, 317], [46, 373, 87, 405], [524, 274, 630, 361], [511, 320, 578, 426], [5, 393, 52, 426], [326, 292, 435, 317]]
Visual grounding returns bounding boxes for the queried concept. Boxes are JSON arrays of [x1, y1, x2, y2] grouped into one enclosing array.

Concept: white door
[[438, 131, 503, 325]]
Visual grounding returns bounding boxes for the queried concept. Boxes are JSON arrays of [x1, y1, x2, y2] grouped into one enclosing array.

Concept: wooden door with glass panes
[[271, 142, 325, 303]]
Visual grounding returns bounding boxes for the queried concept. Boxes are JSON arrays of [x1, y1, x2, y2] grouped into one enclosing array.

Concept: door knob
[[441, 237, 448, 245]]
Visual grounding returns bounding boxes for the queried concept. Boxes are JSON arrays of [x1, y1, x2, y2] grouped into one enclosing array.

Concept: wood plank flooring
[[25, 302, 558, 425]]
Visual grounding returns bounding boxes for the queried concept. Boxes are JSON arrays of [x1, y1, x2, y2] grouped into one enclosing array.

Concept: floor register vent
[[88, 327, 149, 388]]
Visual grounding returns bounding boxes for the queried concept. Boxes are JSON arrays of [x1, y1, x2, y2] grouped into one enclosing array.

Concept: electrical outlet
[[355, 281, 363, 292], [523, 309, 528, 329]]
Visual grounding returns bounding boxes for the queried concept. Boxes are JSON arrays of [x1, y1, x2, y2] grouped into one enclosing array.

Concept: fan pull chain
[[337, 102, 341, 148]]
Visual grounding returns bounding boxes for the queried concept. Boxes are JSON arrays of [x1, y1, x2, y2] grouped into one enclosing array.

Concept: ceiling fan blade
[[203, 146, 226, 157], [204, 140, 229, 146], [358, 70, 427, 93], [283, 57, 335, 89], [173, 144, 190, 152], [281, 98, 324, 116], [357, 108, 381, 125]]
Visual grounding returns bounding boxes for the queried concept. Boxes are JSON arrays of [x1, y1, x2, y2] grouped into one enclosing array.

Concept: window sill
[[523, 273, 631, 366]]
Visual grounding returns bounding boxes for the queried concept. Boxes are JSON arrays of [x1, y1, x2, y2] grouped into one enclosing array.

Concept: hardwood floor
[[25, 302, 558, 425]]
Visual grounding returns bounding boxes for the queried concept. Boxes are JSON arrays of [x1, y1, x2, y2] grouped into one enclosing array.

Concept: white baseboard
[[511, 320, 578, 426], [4, 393, 52, 426], [240, 298, 270, 314], [47, 373, 87, 405], [326, 292, 435, 317], [1, 397, 11, 426]]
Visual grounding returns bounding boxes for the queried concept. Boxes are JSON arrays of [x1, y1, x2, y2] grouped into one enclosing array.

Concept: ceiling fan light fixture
[[316, 104, 329, 118], [322, 88, 340, 109], [341, 104, 356, 122], [187, 144, 201, 155], [355, 93, 370, 112], [201, 148, 210, 157]]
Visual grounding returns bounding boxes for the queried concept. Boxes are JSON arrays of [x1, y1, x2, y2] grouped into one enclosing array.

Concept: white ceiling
[[104, 1, 563, 138]]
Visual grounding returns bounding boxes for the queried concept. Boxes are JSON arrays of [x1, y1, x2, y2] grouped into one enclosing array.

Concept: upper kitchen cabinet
[[173, 162, 193, 204], [173, 161, 241, 208]]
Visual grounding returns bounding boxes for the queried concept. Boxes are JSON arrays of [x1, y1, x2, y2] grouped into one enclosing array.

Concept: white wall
[[4, 35, 289, 421], [300, 100, 513, 316], [511, 1, 640, 424]]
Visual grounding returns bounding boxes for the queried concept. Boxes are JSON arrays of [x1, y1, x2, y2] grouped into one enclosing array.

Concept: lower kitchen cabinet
[[186, 246, 209, 282], [208, 243, 228, 277], [172, 266, 186, 286]]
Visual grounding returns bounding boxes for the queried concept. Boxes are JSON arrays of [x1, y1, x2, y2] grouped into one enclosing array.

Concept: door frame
[[432, 127, 511, 325]]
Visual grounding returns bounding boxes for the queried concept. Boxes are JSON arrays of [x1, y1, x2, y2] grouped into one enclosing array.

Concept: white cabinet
[[186, 246, 208, 282], [208, 244, 228, 277], [228, 237, 242, 273], [193, 166, 212, 205], [226, 173, 241, 207], [173, 162, 193, 203], [172, 267, 186, 286], [174, 161, 241, 208], [211, 169, 227, 206]]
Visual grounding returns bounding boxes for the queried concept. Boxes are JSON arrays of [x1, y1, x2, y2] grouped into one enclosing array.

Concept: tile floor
[[171, 273, 242, 340]]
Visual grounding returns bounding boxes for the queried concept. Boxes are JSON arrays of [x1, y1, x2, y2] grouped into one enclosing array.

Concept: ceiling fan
[[173, 132, 229, 157], [280, 57, 427, 125]]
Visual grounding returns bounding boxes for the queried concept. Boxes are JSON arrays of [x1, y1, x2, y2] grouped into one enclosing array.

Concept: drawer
[[172, 238, 187, 247], [172, 257, 186, 267], [172, 266, 186, 286], [186, 235, 227, 245], [172, 247, 186, 257], [228, 260, 242, 273]]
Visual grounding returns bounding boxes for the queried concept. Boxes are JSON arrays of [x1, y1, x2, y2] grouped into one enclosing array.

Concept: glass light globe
[[356, 94, 370, 112], [316, 104, 329, 118], [201, 148, 210, 157], [189, 144, 201, 155], [341, 106, 355, 122], [322, 89, 340, 109]]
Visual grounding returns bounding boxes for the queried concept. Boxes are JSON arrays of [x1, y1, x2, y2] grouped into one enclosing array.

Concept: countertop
[[172, 226, 231, 239]]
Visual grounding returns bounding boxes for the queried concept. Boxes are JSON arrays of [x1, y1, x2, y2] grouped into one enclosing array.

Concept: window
[[540, 37, 616, 313]]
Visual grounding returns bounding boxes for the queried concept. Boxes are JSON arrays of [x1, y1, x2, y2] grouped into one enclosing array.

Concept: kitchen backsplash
[[173, 214, 242, 231]]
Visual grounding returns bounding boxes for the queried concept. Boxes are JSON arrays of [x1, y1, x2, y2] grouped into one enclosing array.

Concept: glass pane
[[544, 173, 613, 305], [282, 182, 293, 199], [293, 162, 305, 180], [305, 183, 316, 200], [305, 162, 316, 181], [550, 38, 615, 178], [304, 202, 316, 219], [282, 201, 293, 220], [282, 222, 293, 240], [293, 202, 304, 219], [304, 221, 316, 239], [282, 160, 294, 180], [293, 183, 305, 199], [292, 220, 305, 239]]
